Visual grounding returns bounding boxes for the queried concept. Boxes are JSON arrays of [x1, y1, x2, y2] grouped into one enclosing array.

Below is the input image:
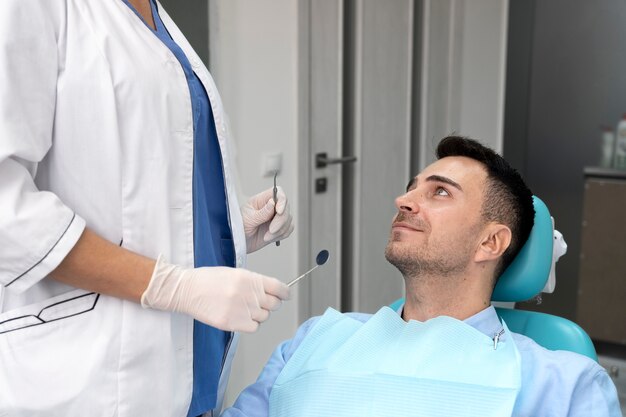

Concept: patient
[[222, 136, 621, 417]]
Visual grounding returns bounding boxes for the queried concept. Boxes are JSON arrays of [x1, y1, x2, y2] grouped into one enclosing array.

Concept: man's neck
[[401, 272, 491, 322]]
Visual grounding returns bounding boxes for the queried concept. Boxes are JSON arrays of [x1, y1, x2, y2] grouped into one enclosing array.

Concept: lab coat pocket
[[0, 289, 99, 337], [0, 289, 121, 415]]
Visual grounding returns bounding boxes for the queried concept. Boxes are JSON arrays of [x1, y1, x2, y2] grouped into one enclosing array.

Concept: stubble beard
[[384, 237, 471, 280]]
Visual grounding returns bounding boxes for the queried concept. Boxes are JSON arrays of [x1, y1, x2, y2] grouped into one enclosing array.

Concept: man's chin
[[384, 245, 414, 267]]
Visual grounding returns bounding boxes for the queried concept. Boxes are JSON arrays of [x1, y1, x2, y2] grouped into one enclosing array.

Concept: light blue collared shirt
[[221, 306, 622, 417]]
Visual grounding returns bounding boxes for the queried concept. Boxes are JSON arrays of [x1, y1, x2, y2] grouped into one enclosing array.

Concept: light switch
[[262, 152, 283, 177]]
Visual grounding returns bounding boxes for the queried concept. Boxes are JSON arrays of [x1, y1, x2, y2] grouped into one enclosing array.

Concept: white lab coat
[[0, 1, 245, 415]]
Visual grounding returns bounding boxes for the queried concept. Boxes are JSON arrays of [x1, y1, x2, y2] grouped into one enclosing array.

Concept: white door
[[297, 0, 346, 318], [299, 0, 415, 317], [299, 0, 509, 318]]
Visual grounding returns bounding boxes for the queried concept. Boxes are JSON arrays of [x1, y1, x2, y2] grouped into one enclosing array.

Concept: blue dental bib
[[269, 307, 521, 417]]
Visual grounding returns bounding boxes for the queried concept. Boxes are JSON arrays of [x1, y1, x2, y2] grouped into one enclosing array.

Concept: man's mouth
[[391, 221, 422, 232], [392, 212, 428, 232]]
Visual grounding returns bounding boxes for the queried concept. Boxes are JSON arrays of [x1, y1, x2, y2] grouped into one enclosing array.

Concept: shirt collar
[[464, 305, 503, 338], [395, 304, 503, 338]]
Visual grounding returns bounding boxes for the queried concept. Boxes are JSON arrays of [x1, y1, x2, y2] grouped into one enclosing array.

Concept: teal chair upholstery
[[390, 196, 597, 361]]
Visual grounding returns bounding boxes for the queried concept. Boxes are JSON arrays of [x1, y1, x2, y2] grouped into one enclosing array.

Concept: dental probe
[[273, 171, 280, 247], [287, 250, 330, 287]]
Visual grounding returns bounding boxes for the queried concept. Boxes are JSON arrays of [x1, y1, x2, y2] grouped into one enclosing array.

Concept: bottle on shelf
[[600, 126, 615, 168], [614, 114, 626, 170]]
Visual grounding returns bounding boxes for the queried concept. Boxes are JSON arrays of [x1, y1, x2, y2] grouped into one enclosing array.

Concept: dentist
[[0, 1, 293, 416]]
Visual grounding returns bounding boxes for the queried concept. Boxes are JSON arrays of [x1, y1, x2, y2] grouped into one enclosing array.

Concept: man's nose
[[395, 191, 419, 212]]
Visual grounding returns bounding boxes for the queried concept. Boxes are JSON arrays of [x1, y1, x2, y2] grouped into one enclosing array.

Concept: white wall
[[207, 0, 302, 406]]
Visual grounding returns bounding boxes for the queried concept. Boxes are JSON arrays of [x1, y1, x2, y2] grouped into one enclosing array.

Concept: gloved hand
[[241, 186, 294, 253], [141, 255, 290, 332]]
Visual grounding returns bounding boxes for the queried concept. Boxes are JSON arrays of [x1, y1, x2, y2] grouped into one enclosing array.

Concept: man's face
[[384, 156, 489, 277]]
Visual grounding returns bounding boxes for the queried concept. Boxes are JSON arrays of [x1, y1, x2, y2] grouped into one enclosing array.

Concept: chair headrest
[[491, 196, 553, 302]]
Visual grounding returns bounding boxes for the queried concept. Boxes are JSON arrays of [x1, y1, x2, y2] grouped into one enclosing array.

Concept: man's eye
[[435, 187, 449, 196]]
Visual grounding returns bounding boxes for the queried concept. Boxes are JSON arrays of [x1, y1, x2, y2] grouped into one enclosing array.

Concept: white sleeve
[[0, 1, 85, 294]]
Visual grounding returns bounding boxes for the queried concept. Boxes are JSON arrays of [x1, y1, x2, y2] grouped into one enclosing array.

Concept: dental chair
[[390, 196, 598, 361]]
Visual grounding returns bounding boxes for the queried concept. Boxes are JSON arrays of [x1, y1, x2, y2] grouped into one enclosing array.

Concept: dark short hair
[[436, 136, 534, 282]]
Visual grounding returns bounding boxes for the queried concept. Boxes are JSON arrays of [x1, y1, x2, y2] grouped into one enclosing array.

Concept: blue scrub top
[[122, 2, 235, 415]]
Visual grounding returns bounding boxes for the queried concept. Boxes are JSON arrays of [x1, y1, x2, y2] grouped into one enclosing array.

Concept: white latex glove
[[141, 255, 290, 333], [241, 186, 294, 253]]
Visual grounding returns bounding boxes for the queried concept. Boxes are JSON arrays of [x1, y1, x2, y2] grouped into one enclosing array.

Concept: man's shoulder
[[509, 332, 620, 416], [511, 330, 599, 369], [510, 331, 608, 390]]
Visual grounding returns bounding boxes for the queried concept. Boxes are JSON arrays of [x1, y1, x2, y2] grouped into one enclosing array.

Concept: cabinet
[[577, 168, 626, 345]]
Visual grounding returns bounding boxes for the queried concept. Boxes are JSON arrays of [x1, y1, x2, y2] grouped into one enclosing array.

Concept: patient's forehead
[[407, 156, 488, 191]]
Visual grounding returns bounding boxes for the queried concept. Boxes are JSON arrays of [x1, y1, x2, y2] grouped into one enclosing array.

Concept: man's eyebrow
[[405, 177, 417, 192], [425, 175, 463, 191]]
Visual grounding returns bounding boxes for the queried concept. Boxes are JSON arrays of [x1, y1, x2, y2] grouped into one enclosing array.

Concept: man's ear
[[475, 223, 512, 263]]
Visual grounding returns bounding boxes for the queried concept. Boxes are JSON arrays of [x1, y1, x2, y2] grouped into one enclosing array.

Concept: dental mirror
[[287, 249, 329, 287]]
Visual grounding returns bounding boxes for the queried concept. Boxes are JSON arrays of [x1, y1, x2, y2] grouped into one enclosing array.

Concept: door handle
[[315, 152, 357, 168]]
